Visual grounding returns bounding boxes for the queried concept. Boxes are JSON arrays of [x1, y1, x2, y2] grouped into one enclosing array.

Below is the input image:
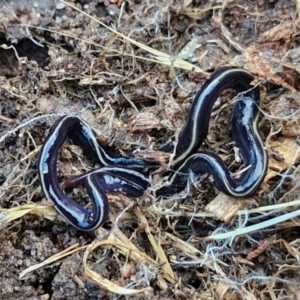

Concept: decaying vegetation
[[1, 0, 300, 298]]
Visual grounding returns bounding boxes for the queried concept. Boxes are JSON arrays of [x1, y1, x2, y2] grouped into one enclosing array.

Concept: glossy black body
[[38, 67, 268, 230]]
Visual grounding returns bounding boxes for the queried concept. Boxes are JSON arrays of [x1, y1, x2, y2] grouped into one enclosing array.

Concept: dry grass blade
[[60, 0, 208, 75], [136, 207, 175, 284], [151, 199, 300, 217], [0, 204, 62, 227], [205, 209, 300, 243], [1, 0, 299, 298], [104, 226, 171, 289], [83, 239, 153, 295], [164, 232, 227, 275], [19, 243, 86, 279]]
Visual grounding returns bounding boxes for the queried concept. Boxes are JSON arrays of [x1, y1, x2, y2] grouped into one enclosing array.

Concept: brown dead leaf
[[130, 112, 163, 132], [268, 94, 300, 138], [246, 235, 275, 260], [164, 100, 185, 129], [282, 124, 300, 137], [243, 45, 297, 93], [266, 138, 300, 182], [233, 256, 255, 266], [133, 149, 170, 166], [257, 20, 294, 43]]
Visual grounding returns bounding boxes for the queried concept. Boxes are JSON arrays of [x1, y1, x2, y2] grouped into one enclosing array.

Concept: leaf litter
[[1, 0, 300, 299]]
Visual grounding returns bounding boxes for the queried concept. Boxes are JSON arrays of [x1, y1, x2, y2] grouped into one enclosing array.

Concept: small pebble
[[56, 1, 65, 9]]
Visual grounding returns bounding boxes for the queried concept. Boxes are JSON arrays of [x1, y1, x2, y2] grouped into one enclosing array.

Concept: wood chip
[[215, 281, 230, 299], [205, 193, 247, 223]]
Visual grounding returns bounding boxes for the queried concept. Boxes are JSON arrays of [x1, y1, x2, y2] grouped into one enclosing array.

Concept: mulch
[[1, 0, 300, 299]]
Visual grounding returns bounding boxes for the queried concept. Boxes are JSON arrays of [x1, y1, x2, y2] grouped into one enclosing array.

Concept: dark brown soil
[[1, 0, 300, 299]]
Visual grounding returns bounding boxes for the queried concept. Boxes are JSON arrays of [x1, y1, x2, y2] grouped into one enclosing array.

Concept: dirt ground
[[1, 0, 300, 299]]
